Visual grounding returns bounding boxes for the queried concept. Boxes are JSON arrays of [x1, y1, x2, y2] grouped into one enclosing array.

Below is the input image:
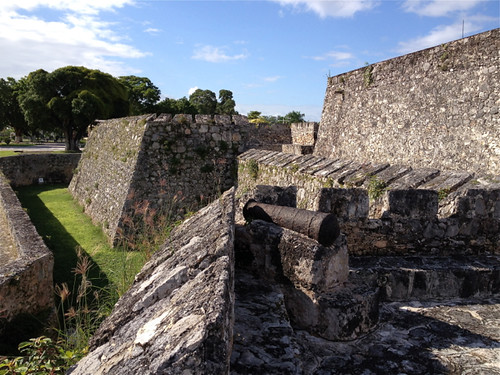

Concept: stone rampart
[[0, 153, 81, 187], [68, 188, 236, 374], [237, 149, 500, 255], [315, 28, 500, 175], [69, 113, 290, 245], [0, 172, 54, 351], [243, 122, 291, 152]]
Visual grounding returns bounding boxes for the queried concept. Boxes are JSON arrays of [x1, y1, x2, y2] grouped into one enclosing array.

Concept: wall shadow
[[15, 185, 111, 303]]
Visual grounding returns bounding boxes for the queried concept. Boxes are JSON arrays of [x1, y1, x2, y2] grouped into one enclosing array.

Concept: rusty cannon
[[243, 200, 340, 247]]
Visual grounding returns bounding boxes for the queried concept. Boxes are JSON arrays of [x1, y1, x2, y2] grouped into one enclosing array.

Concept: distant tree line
[[247, 110, 305, 125], [0, 65, 306, 151], [0, 66, 238, 151]]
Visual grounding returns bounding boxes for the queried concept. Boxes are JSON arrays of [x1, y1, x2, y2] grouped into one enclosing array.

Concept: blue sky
[[0, 1, 498, 121]]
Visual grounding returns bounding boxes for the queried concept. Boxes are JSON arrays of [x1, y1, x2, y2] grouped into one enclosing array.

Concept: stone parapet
[[68, 188, 236, 374], [0, 173, 54, 351], [0, 153, 81, 187], [237, 149, 500, 254], [290, 122, 318, 146]]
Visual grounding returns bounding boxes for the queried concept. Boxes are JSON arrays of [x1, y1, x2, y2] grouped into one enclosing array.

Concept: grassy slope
[[15, 185, 146, 296]]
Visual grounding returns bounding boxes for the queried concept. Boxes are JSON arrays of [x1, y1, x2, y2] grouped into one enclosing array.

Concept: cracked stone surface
[[231, 268, 500, 374]]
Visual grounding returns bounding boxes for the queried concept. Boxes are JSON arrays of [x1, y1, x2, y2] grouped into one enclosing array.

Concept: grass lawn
[[15, 185, 147, 298], [0, 151, 19, 157]]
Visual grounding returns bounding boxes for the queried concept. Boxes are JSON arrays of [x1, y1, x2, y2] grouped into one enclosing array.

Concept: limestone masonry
[[1, 28, 499, 374], [69, 114, 289, 245], [316, 28, 499, 175]]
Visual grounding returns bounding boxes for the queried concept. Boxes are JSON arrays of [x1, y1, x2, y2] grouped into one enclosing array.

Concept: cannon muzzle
[[243, 200, 340, 246]]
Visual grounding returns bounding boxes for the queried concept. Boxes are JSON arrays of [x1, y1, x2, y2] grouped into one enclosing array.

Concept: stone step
[[350, 255, 500, 301]]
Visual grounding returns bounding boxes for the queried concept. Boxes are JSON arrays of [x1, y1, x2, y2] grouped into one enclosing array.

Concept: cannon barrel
[[243, 200, 340, 246]]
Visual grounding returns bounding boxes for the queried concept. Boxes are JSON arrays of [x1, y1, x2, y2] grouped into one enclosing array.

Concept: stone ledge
[[69, 188, 236, 375], [350, 254, 500, 301]]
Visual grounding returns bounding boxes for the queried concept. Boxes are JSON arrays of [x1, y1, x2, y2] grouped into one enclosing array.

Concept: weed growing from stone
[[247, 160, 259, 180], [367, 175, 387, 200]]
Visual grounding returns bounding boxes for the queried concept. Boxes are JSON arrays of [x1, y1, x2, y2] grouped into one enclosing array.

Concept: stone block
[[282, 283, 379, 341], [253, 185, 297, 207], [69, 189, 236, 375], [172, 113, 192, 124], [194, 114, 212, 123], [282, 144, 314, 155], [381, 189, 438, 220], [214, 115, 231, 125], [318, 188, 369, 221], [237, 220, 348, 293], [232, 114, 249, 126]]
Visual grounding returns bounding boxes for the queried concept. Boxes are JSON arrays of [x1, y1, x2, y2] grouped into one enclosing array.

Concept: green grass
[[15, 185, 147, 297], [0, 151, 19, 157]]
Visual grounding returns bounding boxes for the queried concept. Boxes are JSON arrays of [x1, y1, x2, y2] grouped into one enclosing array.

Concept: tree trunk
[[14, 128, 23, 143], [64, 125, 80, 152]]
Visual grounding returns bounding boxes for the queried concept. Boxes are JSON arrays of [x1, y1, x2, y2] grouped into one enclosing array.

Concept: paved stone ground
[[0, 207, 17, 265], [231, 268, 500, 375]]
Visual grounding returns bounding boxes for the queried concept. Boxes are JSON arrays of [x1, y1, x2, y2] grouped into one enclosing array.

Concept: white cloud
[[306, 50, 354, 61], [0, 0, 134, 16], [0, 0, 145, 78], [192, 45, 249, 63], [144, 27, 161, 35], [271, 0, 378, 18], [397, 16, 494, 54], [263, 76, 283, 82], [402, 0, 484, 17], [188, 86, 199, 96]]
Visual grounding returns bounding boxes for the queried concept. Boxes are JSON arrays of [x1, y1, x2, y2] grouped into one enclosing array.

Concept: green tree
[[155, 97, 179, 114], [189, 89, 217, 115], [284, 110, 305, 124], [175, 97, 197, 114], [247, 111, 262, 120], [216, 89, 237, 115], [119, 76, 160, 115], [0, 77, 30, 142], [17, 66, 130, 151]]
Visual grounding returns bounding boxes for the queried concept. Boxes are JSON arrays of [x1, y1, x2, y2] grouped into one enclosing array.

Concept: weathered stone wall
[[69, 113, 290, 245], [0, 153, 81, 187], [69, 115, 153, 243], [290, 122, 318, 146], [315, 28, 500, 175], [70, 114, 246, 244], [237, 149, 500, 255], [242, 122, 291, 152], [0, 173, 54, 350], [68, 188, 235, 375]]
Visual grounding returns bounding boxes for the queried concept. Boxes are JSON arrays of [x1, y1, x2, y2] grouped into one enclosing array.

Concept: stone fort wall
[[315, 28, 499, 175], [69, 113, 289, 245]]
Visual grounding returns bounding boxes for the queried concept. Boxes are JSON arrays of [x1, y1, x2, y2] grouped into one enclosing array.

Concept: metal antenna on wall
[[462, 20, 465, 38]]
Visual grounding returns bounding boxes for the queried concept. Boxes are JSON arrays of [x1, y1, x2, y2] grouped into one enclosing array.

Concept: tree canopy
[[217, 89, 237, 115], [284, 111, 305, 123], [189, 89, 217, 115], [17, 66, 129, 151], [247, 110, 306, 125], [156, 88, 237, 116], [0, 77, 29, 141], [119, 76, 160, 115]]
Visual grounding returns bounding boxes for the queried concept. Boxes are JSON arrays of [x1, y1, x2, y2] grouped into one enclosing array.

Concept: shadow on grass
[[15, 185, 111, 300]]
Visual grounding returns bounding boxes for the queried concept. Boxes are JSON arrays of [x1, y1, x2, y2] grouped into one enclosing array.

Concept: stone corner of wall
[[70, 188, 236, 374]]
